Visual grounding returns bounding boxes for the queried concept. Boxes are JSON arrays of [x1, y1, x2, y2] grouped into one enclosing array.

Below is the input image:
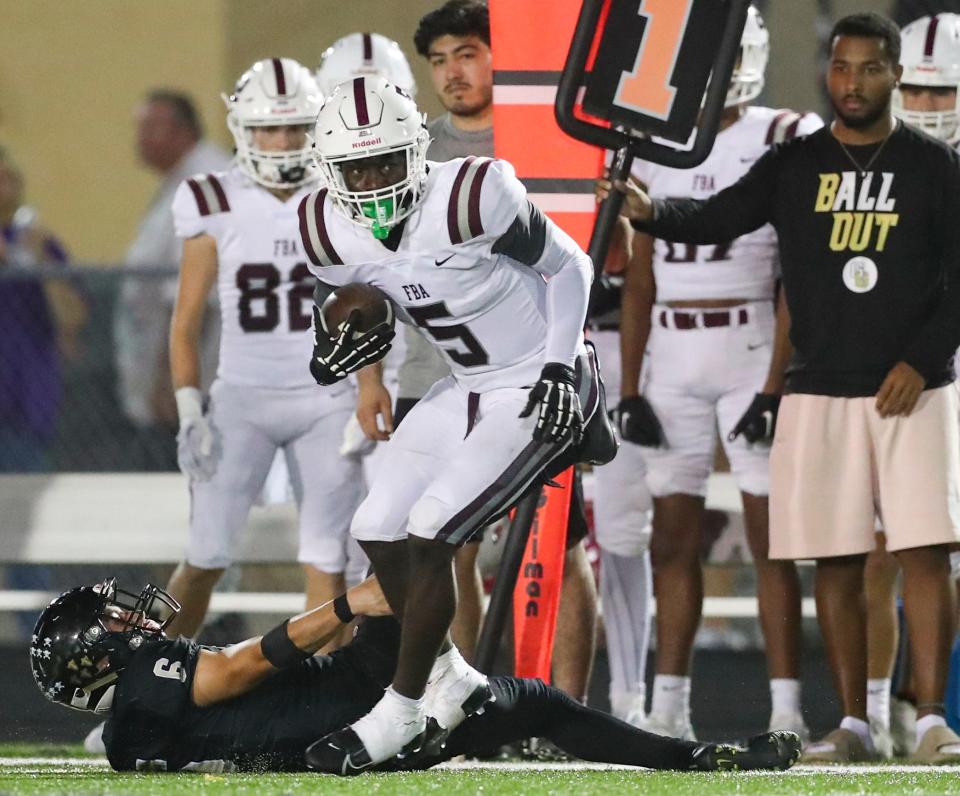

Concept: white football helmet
[[317, 32, 417, 98], [312, 76, 429, 239], [894, 14, 960, 144], [224, 58, 323, 189], [726, 5, 769, 108]]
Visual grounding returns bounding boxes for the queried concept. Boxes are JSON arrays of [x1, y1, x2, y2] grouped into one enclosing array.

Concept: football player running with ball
[[166, 59, 365, 637], [297, 75, 609, 771]]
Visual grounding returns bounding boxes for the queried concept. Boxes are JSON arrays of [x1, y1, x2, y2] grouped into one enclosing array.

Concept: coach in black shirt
[[599, 12, 960, 763]]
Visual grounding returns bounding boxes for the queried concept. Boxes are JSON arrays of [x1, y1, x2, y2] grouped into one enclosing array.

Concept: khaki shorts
[[770, 386, 960, 560]]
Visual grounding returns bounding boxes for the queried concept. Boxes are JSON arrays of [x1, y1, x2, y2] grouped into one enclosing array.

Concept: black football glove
[[310, 307, 394, 386], [611, 395, 666, 447], [520, 363, 584, 444], [728, 393, 780, 444]]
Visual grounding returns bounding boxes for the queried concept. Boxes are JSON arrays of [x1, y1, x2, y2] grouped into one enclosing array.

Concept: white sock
[[430, 646, 465, 680], [840, 715, 875, 753], [610, 685, 647, 722], [384, 686, 425, 710], [352, 687, 424, 763], [650, 674, 690, 720], [915, 713, 947, 750], [866, 678, 891, 729], [769, 678, 801, 717], [600, 548, 653, 710]]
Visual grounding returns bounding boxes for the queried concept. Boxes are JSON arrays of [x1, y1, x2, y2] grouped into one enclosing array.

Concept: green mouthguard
[[360, 197, 395, 240]]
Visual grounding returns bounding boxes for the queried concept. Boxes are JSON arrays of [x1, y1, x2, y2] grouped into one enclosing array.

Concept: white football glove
[[175, 387, 222, 481]]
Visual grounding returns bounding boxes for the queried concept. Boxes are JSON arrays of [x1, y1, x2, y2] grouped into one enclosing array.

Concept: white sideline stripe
[[0, 590, 816, 617], [3, 758, 960, 774], [1, 758, 110, 767]]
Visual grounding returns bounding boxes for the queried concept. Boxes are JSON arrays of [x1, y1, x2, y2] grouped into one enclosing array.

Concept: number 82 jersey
[[172, 166, 320, 389]]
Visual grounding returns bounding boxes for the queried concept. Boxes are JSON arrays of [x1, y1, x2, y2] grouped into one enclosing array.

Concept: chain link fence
[[0, 264, 212, 473]]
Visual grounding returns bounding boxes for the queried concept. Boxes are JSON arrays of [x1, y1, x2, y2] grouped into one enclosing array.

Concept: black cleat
[[392, 717, 449, 772], [305, 726, 427, 776], [306, 726, 373, 776], [690, 730, 801, 772]]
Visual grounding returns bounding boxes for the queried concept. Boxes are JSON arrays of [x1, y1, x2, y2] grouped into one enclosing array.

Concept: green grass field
[[3, 746, 960, 795]]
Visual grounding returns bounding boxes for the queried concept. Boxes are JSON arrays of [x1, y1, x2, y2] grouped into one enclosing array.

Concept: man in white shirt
[[115, 90, 230, 469]]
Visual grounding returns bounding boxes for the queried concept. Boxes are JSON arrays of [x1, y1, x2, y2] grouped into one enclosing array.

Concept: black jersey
[[103, 620, 398, 772], [639, 122, 960, 396]]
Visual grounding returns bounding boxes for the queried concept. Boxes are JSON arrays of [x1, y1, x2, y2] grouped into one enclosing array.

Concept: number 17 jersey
[[632, 106, 823, 302], [172, 166, 319, 389]]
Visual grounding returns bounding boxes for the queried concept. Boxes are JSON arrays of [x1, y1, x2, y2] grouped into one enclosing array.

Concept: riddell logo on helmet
[[352, 138, 382, 148]]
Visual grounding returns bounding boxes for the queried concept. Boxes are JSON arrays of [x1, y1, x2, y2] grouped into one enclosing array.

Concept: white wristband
[[175, 386, 204, 424]]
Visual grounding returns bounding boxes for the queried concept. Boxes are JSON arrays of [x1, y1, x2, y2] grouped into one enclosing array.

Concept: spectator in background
[[114, 90, 229, 470], [0, 145, 87, 638], [0, 146, 86, 471]]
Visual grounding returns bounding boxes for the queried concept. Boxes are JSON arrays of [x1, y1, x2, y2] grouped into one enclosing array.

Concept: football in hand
[[319, 283, 395, 338]]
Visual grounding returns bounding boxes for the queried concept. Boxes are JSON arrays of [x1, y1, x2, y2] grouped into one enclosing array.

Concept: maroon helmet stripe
[[467, 159, 493, 238], [353, 77, 370, 126], [314, 189, 343, 265], [207, 175, 230, 212], [297, 196, 321, 266], [272, 58, 287, 95], [925, 15, 940, 58], [186, 178, 210, 216], [362, 32, 373, 63], [448, 157, 475, 244], [764, 111, 790, 145]]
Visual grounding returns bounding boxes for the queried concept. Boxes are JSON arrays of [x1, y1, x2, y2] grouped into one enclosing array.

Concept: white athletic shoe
[[871, 721, 894, 759], [623, 698, 648, 730], [424, 650, 494, 733], [306, 691, 426, 774], [768, 713, 810, 747], [643, 711, 696, 741], [83, 721, 106, 755], [890, 697, 917, 757]]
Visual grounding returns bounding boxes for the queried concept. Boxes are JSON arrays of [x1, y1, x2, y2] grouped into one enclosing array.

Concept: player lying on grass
[[30, 577, 800, 774]]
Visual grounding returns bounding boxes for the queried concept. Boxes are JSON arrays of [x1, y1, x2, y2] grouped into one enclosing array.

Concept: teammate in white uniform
[[298, 76, 605, 772], [865, 12, 960, 758], [613, 6, 822, 741], [587, 236, 653, 727], [165, 58, 365, 639], [316, 32, 417, 496]]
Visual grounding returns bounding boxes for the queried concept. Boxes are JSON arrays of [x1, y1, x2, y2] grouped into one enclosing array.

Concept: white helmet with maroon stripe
[[224, 58, 323, 189], [312, 75, 429, 238], [894, 14, 960, 144], [726, 5, 769, 107], [317, 32, 417, 98]]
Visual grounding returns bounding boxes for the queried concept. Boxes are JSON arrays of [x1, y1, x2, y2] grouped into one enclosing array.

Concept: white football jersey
[[299, 157, 588, 393], [172, 167, 324, 390], [633, 106, 823, 302]]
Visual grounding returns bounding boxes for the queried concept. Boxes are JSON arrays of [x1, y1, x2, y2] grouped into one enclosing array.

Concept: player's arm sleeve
[[493, 199, 592, 368], [171, 180, 211, 239], [635, 147, 778, 244], [900, 150, 960, 379], [483, 161, 591, 367]]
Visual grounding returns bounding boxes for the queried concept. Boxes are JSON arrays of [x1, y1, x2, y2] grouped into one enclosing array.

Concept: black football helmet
[[30, 578, 181, 713]]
